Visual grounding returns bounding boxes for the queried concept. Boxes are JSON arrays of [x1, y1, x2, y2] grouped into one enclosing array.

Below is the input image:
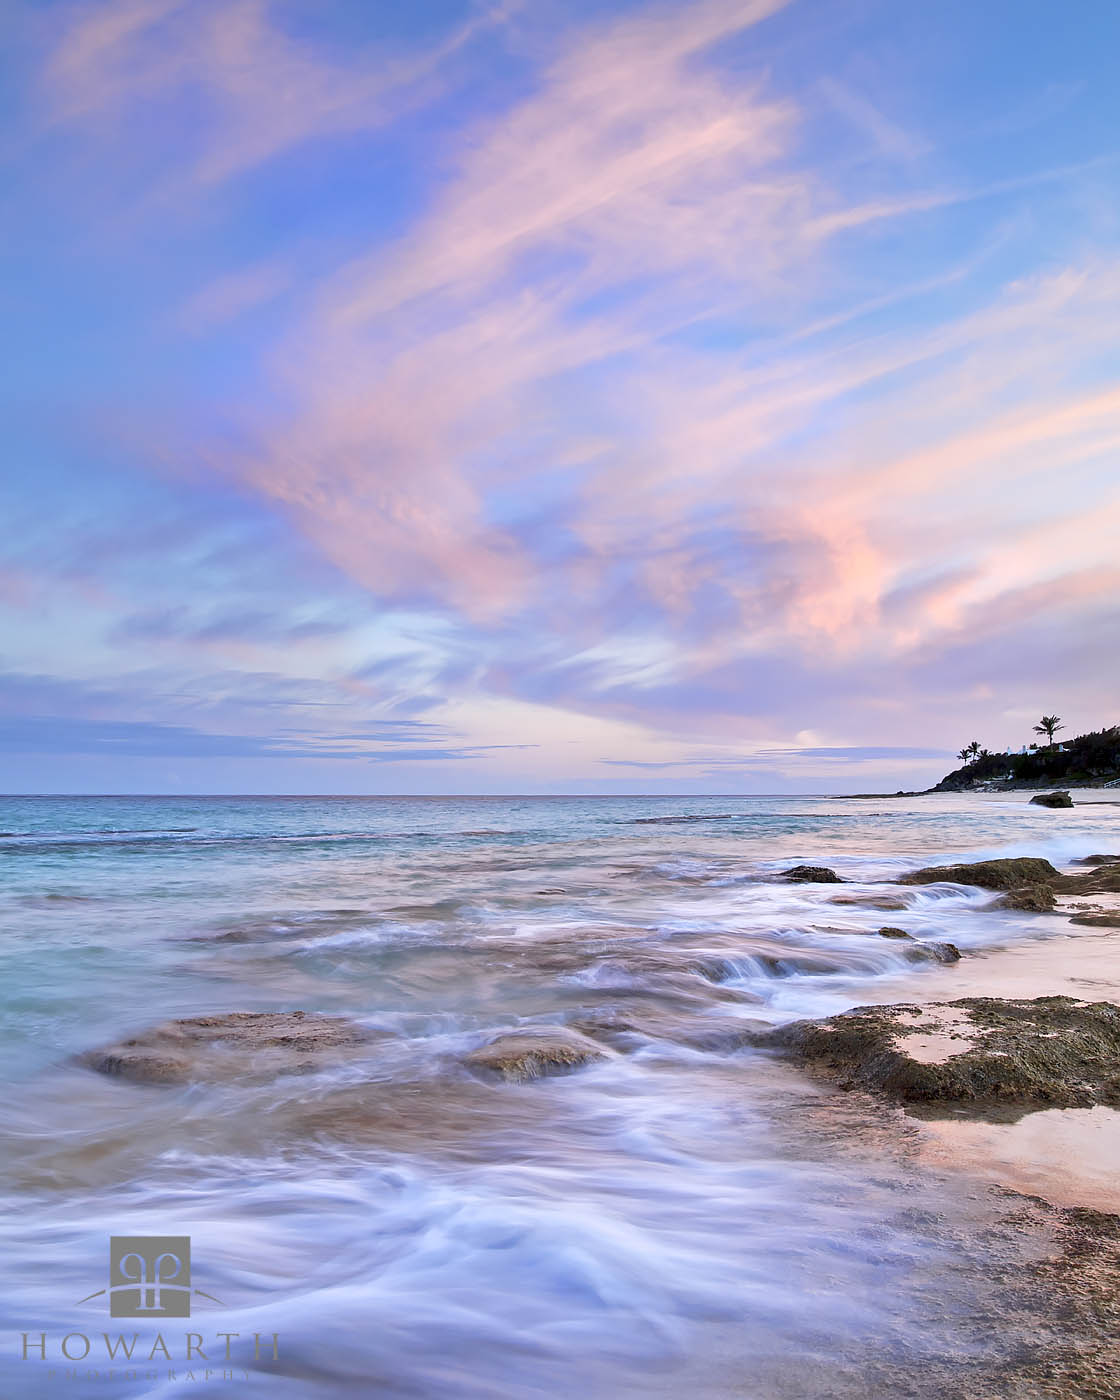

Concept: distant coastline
[[839, 723, 1120, 798]]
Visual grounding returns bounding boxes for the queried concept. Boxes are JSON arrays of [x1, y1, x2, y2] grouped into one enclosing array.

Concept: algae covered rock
[[899, 857, 1061, 890], [571, 1006, 768, 1054], [988, 885, 1057, 912], [462, 1026, 610, 1082], [1030, 791, 1074, 808], [755, 996, 1120, 1110], [899, 855, 1120, 899], [830, 893, 909, 911], [877, 932, 961, 962], [1054, 864, 1120, 896], [782, 865, 844, 883], [919, 941, 962, 964], [80, 1011, 379, 1085]]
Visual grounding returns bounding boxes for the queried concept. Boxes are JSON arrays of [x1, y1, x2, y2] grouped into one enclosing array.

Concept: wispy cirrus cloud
[[0, 715, 472, 761], [603, 746, 951, 768], [0, 668, 533, 763], [222, 0, 1120, 672], [4, 0, 1119, 791], [41, 0, 517, 189]]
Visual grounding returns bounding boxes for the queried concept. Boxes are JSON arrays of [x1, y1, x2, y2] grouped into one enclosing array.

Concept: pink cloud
[[26, 0, 1120, 757], [42, 0, 516, 188]]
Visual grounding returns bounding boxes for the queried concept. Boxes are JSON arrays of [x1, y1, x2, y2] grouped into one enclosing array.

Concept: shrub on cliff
[[933, 725, 1120, 790]]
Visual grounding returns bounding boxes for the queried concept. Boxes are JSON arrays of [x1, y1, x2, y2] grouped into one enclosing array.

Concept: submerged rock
[[1070, 912, 1120, 928], [919, 941, 962, 964], [462, 1026, 610, 1082], [80, 1011, 379, 1085], [989, 885, 1058, 913], [782, 865, 844, 883], [756, 996, 1120, 1110], [830, 893, 909, 911], [1029, 790, 1074, 808], [868, 930, 961, 961], [899, 857, 1061, 890], [571, 1005, 768, 1054]]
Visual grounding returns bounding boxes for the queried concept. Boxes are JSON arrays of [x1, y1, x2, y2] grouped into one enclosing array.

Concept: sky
[[2, 0, 1119, 795]]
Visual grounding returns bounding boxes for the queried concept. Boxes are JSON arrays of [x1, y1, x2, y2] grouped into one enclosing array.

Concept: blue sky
[[2, 0, 1118, 793]]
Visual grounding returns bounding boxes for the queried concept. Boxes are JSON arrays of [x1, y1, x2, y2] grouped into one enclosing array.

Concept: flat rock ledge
[[461, 1027, 610, 1082], [899, 856, 1120, 900], [79, 1011, 379, 1085], [899, 857, 1062, 890], [754, 996, 1120, 1110]]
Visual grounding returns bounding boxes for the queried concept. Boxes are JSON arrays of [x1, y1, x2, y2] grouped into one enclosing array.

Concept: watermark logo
[[18, 1235, 277, 1383], [76, 1238, 223, 1318]]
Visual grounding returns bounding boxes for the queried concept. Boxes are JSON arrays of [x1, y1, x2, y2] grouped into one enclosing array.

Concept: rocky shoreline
[[838, 781, 1120, 798], [69, 841, 1120, 1397], [81, 854, 1120, 1117], [755, 995, 1120, 1111]]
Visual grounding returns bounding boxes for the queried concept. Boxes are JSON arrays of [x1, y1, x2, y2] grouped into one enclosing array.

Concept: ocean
[[1, 792, 1117, 1398]]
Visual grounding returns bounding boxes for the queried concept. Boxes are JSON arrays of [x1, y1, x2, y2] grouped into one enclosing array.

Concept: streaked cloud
[[3, 0, 1118, 790], [41, 0, 517, 188]]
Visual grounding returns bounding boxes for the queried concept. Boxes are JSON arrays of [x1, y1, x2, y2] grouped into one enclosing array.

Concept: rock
[[79, 1011, 379, 1085], [755, 996, 1120, 1110], [462, 1026, 610, 1082], [830, 894, 910, 911], [1070, 913, 1120, 928], [1030, 791, 1074, 808], [1072, 854, 1120, 865], [570, 1006, 768, 1054], [919, 942, 962, 963], [1053, 865, 1120, 896], [878, 926, 913, 939], [988, 885, 1057, 913], [899, 857, 1061, 890], [782, 865, 844, 883], [568, 947, 765, 1010]]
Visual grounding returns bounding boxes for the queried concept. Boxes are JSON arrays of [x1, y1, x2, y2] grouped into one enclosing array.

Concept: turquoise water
[[1, 793, 1116, 1397]]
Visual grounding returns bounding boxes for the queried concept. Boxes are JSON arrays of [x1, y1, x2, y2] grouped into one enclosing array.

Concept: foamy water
[[1, 792, 1117, 1397]]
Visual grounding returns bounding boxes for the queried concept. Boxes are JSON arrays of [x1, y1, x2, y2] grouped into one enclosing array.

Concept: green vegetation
[[935, 725, 1120, 791], [1033, 714, 1065, 747]]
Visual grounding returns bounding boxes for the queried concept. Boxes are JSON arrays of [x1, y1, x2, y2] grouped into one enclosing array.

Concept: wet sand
[[920, 1106, 1120, 1213], [850, 915, 1120, 1215]]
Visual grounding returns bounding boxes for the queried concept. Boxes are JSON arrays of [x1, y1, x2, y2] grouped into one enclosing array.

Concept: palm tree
[[1033, 715, 1064, 748], [957, 747, 971, 761], [966, 741, 982, 762]]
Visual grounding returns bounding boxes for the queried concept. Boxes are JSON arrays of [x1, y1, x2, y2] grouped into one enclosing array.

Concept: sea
[[1, 792, 1117, 1399]]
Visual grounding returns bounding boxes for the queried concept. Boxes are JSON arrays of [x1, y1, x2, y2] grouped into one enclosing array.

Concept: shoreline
[[5, 793, 1120, 1398], [837, 916, 1120, 1212], [837, 783, 1120, 798]]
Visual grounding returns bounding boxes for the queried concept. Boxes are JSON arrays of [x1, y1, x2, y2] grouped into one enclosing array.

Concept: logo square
[[109, 1236, 191, 1318]]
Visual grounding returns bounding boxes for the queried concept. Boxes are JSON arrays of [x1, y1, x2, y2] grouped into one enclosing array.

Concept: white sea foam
[[2, 792, 1118, 1396]]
